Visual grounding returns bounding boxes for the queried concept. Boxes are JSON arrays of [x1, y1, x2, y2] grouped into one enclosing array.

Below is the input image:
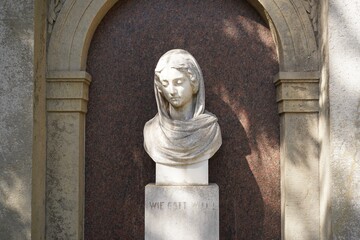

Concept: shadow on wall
[[0, 171, 30, 240], [85, 0, 280, 239], [209, 94, 264, 239]]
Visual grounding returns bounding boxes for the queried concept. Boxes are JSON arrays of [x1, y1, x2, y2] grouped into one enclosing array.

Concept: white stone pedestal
[[145, 184, 219, 240], [156, 161, 208, 185]]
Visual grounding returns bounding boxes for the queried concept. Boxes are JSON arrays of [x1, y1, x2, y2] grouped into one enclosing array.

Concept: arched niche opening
[[45, 0, 320, 239]]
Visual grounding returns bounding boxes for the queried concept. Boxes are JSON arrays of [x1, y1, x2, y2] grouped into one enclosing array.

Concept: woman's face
[[158, 67, 194, 109]]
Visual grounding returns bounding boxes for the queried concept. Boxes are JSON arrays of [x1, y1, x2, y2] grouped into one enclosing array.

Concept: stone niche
[[85, 0, 280, 239]]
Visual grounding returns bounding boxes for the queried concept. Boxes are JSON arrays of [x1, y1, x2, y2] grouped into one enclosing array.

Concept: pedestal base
[[145, 184, 219, 240]]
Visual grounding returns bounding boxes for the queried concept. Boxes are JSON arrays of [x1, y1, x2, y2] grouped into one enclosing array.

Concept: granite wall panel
[[85, 0, 280, 239]]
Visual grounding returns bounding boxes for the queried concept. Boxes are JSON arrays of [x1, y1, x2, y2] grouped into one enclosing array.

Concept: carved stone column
[[274, 71, 320, 240], [46, 71, 91, 239]]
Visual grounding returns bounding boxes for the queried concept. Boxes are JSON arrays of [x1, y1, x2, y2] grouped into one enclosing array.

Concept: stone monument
[[144, 49, 222, 240]]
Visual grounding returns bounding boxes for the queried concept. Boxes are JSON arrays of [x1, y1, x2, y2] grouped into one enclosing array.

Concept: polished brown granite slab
[[85, 0, 280, 239]]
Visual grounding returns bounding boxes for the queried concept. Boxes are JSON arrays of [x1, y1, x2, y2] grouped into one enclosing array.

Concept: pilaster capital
[[46, 71, 92, 113], [274, 72, 320, 114]]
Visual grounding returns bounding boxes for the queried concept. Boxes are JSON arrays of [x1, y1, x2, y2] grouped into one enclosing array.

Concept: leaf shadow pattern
[[209, 94, 264, 239], [0, 171, 30, 240]]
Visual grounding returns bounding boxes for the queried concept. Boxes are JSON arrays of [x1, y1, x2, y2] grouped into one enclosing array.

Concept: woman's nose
[[169, 84, 177, 95]]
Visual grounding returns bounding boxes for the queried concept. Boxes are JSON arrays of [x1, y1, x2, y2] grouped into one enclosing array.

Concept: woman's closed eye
[[161, 80, 169, 87], [174, 79, 183, 85]]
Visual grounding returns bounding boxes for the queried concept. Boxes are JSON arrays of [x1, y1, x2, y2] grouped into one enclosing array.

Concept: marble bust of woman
[[143, 49, 222, 185]]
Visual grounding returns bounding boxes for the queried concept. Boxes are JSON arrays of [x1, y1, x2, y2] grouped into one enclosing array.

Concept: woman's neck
[[169, 100, 195, 121]]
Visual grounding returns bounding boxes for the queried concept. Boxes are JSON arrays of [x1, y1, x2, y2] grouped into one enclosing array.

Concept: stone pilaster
[[46, 71, 91, 239], [274, 71, 320, 240]]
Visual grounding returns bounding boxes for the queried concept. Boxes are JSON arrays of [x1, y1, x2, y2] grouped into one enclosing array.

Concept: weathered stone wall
[[329, 0, 360, 239], [0, 1, 34, 239]]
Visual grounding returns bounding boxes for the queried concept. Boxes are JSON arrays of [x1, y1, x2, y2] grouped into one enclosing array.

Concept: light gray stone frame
[[45, 0, 324, 239], [274, 71, 320, 239]]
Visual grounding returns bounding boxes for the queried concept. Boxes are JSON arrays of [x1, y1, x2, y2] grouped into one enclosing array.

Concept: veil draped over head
[[143, 49, 222, 166]]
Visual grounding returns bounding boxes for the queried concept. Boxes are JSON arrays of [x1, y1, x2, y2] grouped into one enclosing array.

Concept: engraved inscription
[[168, 202, 187, 210], [148, 201, 216, 210], [150, 202, 165, 210]]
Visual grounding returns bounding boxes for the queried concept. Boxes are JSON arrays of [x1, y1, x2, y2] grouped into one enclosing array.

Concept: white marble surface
[[156, 161, 208, 186], [143, 49, 221, 185], [145, 184, 219, 240]]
